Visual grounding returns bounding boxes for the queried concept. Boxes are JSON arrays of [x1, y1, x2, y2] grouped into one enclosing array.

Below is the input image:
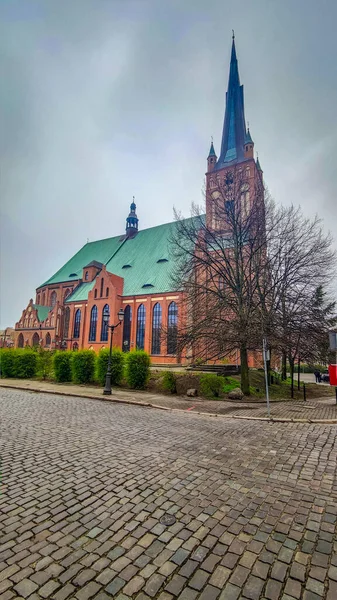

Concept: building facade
[[14, 37, 263, 365]]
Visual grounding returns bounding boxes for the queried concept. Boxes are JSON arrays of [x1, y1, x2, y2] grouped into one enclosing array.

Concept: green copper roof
[[40, 236, 124, 287], [43, 217, 203, 302], [65, 281, 95, 303], [33, 304, 51, 322]]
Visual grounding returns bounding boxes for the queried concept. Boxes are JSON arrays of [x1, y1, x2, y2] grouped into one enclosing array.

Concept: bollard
[[303, 384, 306, 402]]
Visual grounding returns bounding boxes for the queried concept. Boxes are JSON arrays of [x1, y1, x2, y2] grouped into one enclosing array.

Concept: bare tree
[[170, 167, 336, 396]]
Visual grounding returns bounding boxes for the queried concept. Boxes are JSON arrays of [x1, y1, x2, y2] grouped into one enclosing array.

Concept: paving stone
[[265, 578, 283, 600], [306, 578, 325, 596], [105, 577, 126, 596], [123, 576, 145, 595], [144, 574, 166, 597], [229, 565, 250, 587], [284, 578, 302, 598], [209, 565, 231, 588], [189, 569, 209, 590], [219, 583, 241, 600], [242, 575, 265, 600], [198, 584, 221, 600], [13, 578, 38, 597]]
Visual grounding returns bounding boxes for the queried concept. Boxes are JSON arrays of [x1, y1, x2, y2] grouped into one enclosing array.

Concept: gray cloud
[[1, 0, 336, 328]]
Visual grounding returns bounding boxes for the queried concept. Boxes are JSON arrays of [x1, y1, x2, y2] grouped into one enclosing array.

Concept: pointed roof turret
[[245, 127, 253, 145], [216, 34, 247, 168], [126, 197, 139, 238], [208, 139, 216, 158], [256, 156, 262, 172]]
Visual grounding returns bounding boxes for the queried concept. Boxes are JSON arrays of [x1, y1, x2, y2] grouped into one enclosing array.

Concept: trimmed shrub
[[15, 349, 37, 379], [71, 350, 96, 384], [53, 351, 72, 383], [162, 371, 177, 394], [200, 373, 225, 398], [0, 349, 17, 378], [126, 350, 150, 389], [36, 348, 54, 380], [97, 348, 124, 386]]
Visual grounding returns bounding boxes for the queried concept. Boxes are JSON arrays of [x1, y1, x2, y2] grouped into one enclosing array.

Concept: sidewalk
[[1, 378, 337, 423]]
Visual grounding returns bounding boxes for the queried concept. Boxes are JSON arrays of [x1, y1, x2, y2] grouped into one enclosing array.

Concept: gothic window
[[37, 294, 40, 304], [122, 305, 132, 352], [100, 278, 104, 298], [24, 317, 28, 327], [18, 333, 24, 348], [63, 307, 70, 338], [50, 291, 57, 307], [167, 302, 178, 354], [245, 167, 251, 177], [45, 332, 51, 347], [45, 318, 49, 327], [73, 309, 81, 339], [32, 332, 40, 347], [106, 287, 109, 297], [100, 304, 110, 342], [94, 289, 97, 298], [89, 305, 98, 342], [42, 292, 45, 305], [85, 271, 89, 281], [136, 304, 146, 350], [151, 303, 162, 355], [64, 289, 71, 302], [51, 313, 55, 327]]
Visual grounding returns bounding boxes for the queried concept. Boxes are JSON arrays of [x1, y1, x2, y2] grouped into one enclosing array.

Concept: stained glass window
[[151, 303, 162, 355], [122, 305, 132, 352], [167, 302, 178, 354], [73, 309, 81, 339], [89, 305, 98, 341], [100, 304, 110, 342], [136, 304, 146, 350]]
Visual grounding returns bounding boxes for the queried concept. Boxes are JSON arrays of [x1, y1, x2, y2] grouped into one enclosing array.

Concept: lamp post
[[103, 308, 124, 395]]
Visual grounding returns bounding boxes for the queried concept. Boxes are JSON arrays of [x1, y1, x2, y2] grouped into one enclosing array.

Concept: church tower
[[206, 34, 263, 229], [125, 198, 139, 238]]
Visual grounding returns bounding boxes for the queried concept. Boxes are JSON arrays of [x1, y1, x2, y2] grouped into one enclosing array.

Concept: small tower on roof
[[207, 138, 217, 172], [244, 125, 254, 159], [126, 197, 139, 239]]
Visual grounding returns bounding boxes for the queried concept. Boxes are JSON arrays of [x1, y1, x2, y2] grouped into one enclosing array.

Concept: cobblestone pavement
[[1, 380, 337, 422], [1, 388, 336, 600]]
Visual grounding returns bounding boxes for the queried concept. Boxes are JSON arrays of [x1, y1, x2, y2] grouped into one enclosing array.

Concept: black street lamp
[[103, 308, 124, 395]]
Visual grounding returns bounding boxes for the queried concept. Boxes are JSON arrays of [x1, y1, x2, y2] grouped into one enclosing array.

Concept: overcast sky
[[1, 0, 336, 329]]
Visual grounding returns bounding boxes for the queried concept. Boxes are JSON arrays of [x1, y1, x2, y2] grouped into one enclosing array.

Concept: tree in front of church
[[170, 170, 336, 396]]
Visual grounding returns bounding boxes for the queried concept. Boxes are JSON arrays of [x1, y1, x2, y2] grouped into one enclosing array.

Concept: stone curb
[[1, 382, 337, 424]]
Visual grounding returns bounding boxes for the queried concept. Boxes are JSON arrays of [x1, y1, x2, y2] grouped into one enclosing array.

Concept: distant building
[[14, 37, 263, 364], [0, 328, 15, 348]]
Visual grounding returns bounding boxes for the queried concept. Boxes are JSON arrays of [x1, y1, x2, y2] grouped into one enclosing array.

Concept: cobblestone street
[[1, 388, 336, 600]]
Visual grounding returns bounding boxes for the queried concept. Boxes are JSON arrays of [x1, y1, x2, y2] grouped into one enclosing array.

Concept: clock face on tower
[[211, 191, 221, 200]]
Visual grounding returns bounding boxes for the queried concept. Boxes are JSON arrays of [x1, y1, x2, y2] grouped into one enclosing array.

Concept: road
[[0, 388, 336, 599]]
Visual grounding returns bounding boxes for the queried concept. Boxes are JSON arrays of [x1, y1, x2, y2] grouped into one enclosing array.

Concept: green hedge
[[0, 349, 38, 379], [53, 351, 73, 382], [96, 348, 124, 386], [71, 350, 96, 384], [36, 348, 54, 380], [200, 373, 225, 398], [162, 371, 177, 393], [126, 350, 150, 389]]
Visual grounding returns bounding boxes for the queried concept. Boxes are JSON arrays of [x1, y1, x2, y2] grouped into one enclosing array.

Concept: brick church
[[14, 36, 263, 364]]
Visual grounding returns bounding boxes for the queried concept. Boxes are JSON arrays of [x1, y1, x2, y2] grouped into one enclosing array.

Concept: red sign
[[328, 364, 337, 386]]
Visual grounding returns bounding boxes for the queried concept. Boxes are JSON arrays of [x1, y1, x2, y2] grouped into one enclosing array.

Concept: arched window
[[122, 305, 132, 352], [100, 304, 110, 342], [151, 303, 162, 355], [64, 289, 71, 302], [167, 302, 178, 354], [73, 309, 81, 339], [85, 271, 89, 281], [50, 291, 57, 307], [45, 332, 51, 347], [100, 278, 104, 298], [32, 332, 40, 347], [63, 306, 70, 338], [24, 317, 28, 327], [136, 304, 146, 350], [29, 315, 33, 327], [51, 313, 55, 327], [106, 287, 109, 297], [18, 333, 24, 348], [94, 289, 97, 298], [89, 305, 98, 341], [42, 292, 45, 305], [37, 294, 40, 304]]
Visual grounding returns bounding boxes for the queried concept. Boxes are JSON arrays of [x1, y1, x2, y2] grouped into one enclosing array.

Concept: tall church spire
[[216, 35, 247, 167]]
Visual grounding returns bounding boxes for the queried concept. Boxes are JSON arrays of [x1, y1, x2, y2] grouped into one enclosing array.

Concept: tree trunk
[[281, 351, 287, 380], [297, 356, 301, 390], [289, 357, 294, 398], [240, 343, 250, 395]]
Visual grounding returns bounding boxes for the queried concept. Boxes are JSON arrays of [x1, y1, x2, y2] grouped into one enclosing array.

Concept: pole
[[263, 338, 270, 418], [103, 325, 114, 395]]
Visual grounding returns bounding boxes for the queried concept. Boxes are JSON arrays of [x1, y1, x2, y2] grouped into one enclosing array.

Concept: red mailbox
[[328, 364, 337, 386]]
